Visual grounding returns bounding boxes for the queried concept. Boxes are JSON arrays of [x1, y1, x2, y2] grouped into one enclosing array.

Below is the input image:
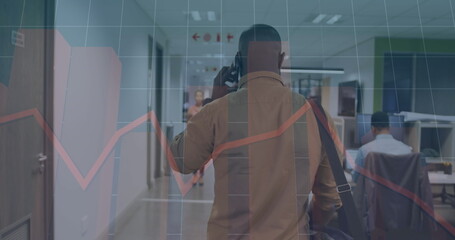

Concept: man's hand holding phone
[[210, 65, 239, 101]]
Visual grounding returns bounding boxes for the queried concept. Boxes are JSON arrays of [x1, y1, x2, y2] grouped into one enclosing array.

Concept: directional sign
[[192, 33, 200, 41], [191, 33, 235, 43], [227, 33, 234, 42], [203, 33, 211, 42]]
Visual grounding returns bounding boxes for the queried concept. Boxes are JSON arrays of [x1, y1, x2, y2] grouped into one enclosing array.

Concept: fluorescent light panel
[[326, 14, 342, 24], [191, 11, 202, 21], [207, 11, 216, 21], [312, 14, 327, 24], [281, 68, 344, 74]]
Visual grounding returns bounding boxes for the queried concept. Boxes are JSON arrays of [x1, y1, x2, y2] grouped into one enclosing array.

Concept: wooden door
[[0, 0, 53, 239]]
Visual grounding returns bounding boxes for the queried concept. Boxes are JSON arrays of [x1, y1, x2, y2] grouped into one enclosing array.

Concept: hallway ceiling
[[136, 0, 455, 84]]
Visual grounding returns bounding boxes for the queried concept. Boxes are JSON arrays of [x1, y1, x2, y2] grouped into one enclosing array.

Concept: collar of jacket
[[238, 71, 285, 89]]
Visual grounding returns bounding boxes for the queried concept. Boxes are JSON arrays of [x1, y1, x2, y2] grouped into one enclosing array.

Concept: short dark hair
[[194, 89, 203, 95], [371, 111, 389, 129], [238, 24, 282, 56]]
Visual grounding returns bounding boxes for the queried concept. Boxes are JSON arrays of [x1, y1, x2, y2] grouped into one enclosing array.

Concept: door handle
[[37, 153, 47, 174], [38, 153, 47, 161]]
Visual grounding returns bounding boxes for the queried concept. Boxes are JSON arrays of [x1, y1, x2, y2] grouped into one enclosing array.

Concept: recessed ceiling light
[[207, 11, 216, 21], [191, 11, 202, 21], [326, 15, 342, 24], [312, 14, 327, 24], [281, 67, 344, 74]]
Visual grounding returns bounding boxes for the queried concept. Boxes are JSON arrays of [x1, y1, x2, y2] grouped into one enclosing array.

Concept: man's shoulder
[[360, 137, 412, 155], [385, 137, 411, 149], [208, 88, 308, 108], [289, 92, 311, 111], [358, 142, 371, 153], [394, 139, 413, 151], [359, 139, 381, 153], [201, 94, 230, 114]]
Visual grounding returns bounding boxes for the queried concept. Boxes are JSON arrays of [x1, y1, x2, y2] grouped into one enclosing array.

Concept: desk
[[428, 172, 455, 208]]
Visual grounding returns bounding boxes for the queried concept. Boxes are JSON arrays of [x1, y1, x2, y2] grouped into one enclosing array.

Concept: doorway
[[0, 0, 54, 239], [154, 44, 164, 179], [147, 36, 164, 188]]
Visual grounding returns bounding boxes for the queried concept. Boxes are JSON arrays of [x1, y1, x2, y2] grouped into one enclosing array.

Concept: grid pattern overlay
[[2, 0, 455, 239]]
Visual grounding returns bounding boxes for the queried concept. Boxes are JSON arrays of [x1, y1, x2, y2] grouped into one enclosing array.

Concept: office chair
[[352, 152, 443, 240]]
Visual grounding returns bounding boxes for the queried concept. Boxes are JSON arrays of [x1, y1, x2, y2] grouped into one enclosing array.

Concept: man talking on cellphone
[[171, 24, 342, 240]]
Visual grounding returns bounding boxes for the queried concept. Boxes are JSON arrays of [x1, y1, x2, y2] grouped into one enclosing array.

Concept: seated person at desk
[[352, 111, 412, 182]]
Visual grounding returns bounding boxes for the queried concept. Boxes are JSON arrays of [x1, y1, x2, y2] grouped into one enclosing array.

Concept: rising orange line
[[1, 105, 454, 236], [211, 103, 311, 159], [0, 103, 312, 194]]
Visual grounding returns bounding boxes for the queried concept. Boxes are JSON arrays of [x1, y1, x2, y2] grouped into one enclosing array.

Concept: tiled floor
[[112, 166, 455, 240], [112, 166, 215, 240]]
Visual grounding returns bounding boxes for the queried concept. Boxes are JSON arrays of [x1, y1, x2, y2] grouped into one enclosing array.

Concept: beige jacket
[[171, 71, 342, 240]]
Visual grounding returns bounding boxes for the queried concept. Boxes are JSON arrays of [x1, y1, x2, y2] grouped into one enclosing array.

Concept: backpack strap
[[308, 100, 367, 240]]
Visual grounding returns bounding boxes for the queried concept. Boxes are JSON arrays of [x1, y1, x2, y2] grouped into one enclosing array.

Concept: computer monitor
[[356, 114, 405, 146], [338, 80, 361, 117]]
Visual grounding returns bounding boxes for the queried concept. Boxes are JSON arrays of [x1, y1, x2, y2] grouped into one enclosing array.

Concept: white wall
[[165, 55, 185, 134], [53, 0, 177, 239], [323, 38, 376, 116]]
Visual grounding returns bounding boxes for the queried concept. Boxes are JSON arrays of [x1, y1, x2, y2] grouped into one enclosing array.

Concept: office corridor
[[2, 0, 455, 239], [112, 166, 215, 240]]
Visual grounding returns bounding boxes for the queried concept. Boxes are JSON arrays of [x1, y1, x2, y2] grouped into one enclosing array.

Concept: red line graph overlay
[[0, 109, 191, 192], [0, 103, 313, 194], [1, 105, 454, 236]]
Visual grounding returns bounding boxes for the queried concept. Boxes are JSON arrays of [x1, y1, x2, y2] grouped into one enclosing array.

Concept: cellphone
[[225, 52, 241, 92], [233, 52, 241, 80]]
